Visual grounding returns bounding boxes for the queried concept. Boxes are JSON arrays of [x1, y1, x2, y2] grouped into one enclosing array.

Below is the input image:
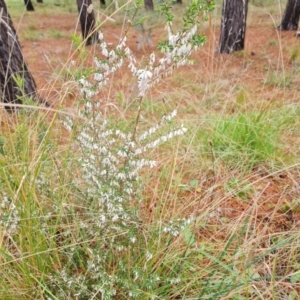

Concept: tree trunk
[[278, 0, 300, 30], [144, 0, 154, 11], [24, 0, 34, 11], [0, 1, 45, 110], [76, 0, 98, 45], [218, 0, 249, 54]]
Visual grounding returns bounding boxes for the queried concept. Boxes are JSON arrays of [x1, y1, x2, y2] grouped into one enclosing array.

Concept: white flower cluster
[[162, 217, 194, 237], [78, 34, 131, 97], [51, 263, 117, 299], [170, 277, 181, 284], [78, 77, 97, 98], [168, 24, 197, 59], [77, 21, 202, 100], [136, 69, 153, 97], [64, 102, 141, 237], [0, 195, 20, 235], [94, 35, 129, 88], [127, 23, 200, 97], [134, 124, 187, 155], [128, 53, 157, 97], [62, 98, 188, 266], [162, 108, 177, 122], [138, 109, 177, 142]]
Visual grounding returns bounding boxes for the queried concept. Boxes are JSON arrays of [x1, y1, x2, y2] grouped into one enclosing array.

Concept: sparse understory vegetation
[[2, 0, 300, 299]]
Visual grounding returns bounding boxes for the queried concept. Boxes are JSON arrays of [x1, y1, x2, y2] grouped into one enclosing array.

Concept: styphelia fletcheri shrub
[[0, 1, 215, 299]]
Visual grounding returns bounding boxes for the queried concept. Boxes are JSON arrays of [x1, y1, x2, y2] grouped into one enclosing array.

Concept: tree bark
[[218, 0, 249, 54], [278, 0, 300, 30], [24, 0, 34, 11], [144, 0, 154, 11], [76, 0, 98, 45], [0, 0, 45, 110]]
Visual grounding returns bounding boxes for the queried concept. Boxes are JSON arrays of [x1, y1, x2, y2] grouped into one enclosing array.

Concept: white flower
[[163, 109, 177, 122], [116, 245, 124, 251], [116, 172, 126, 180], [99, 215, 106, 224], [125, 47, 131, 56], [146, 251, 153, 261], [101, 44, 109, 57], [137, 69, 153, 97], [170, 278, 181, 284], [112, 214, 119, 222], [86, 101, 93, 109], [149, 52, 155, 66], [98, 32, 104, 40], [117, 150, 128, 157], [78, 78, 90, 87], [94, 72, 103, 82]]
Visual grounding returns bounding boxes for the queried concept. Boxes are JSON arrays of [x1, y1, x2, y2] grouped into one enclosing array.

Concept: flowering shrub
[[0, 0, 215, 299]]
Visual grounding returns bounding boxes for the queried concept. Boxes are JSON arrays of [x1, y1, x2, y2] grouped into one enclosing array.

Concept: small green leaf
[[290, 273, 300, 283], [289, 290, 298, 300], [183, 228, 196, 246], [189, 179, 199, 187]]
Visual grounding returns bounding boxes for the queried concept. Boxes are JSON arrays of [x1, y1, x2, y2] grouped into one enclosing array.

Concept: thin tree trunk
[[24, 0, 34, 11], [278, 0, 300, 30], [218, 0, 249, 54], [76, 0, 98, 45], [144, 0, 154, 11], [0, 1, 46, 110]]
